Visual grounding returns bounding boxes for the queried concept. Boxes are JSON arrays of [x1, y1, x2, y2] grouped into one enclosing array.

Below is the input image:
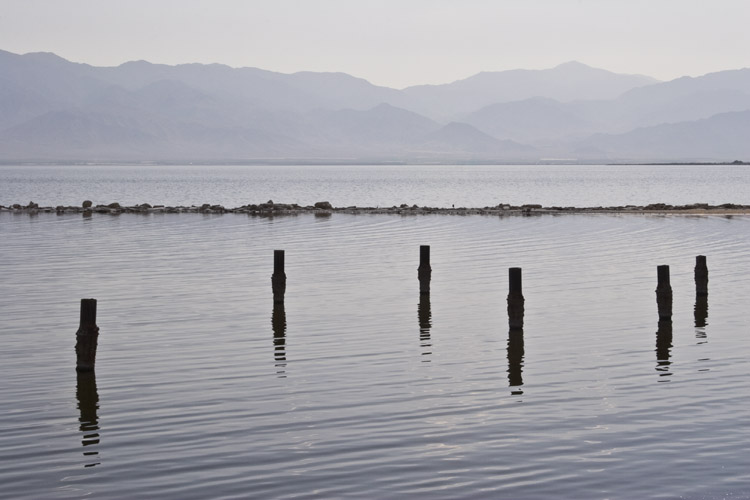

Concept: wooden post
[[507, 267, 525, 330], [656, 265, 673, 322], [75, 299, 99, 372], [272, 250, 286, 304], [695, 255, 708, 296], [418, 245, 431, 295]]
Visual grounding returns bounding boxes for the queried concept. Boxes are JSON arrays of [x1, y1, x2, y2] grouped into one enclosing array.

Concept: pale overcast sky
[[1, 0, 748, 88]]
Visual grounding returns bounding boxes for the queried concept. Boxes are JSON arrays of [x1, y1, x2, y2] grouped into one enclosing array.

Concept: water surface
[[2, 164, 749, 208], [2, 210, 749, 498]]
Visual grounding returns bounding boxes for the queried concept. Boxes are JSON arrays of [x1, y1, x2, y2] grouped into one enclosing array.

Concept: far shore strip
[[3, 201, 750, 216]]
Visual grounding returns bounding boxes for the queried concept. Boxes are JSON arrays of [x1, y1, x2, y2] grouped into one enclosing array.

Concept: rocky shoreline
[[3, 200, 750, 216]]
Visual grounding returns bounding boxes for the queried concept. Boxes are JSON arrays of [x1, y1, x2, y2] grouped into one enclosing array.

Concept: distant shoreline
[[613, 160, 749, 166], [4, 201, 750, 216], [0, 160, 747, 167]]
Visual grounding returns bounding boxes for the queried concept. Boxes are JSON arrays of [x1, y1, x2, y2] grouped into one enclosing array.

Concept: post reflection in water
[[695, 294, 709, 339], [418, 295, 432, 361], [272, 302, 287, 377], [76, 371, 101, 468], [507, 330, 524, 395], [655, 321, 673, 381]]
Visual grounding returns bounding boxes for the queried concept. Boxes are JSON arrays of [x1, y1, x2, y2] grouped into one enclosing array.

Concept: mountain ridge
[[1, 49, 749, 162]]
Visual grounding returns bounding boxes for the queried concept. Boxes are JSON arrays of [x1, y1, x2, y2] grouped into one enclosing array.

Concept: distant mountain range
[[1, 49, 749, 163]]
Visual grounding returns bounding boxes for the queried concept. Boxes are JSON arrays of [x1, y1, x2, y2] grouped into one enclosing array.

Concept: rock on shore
[[2, 200, 749, 216]]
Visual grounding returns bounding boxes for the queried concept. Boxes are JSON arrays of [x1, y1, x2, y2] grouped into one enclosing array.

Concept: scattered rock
[[82, 200, 92, 208], [314, 201, 333, 210]]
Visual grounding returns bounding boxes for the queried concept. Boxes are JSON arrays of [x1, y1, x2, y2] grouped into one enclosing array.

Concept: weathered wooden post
[[695, 255, 708, 296], [656, 265, 673, 322], [507, 267, 525, 330], [418, 245, 431, 295], [75, 299, 99, 372], [272, 250, 286, 304]]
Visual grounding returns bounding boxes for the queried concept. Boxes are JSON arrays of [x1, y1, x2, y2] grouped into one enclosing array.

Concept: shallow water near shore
[[2, 208, 750, 499]]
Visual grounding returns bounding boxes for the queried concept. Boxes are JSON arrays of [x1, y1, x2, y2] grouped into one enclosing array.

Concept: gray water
[[1, 165, 750, 499], [2, 163, 750, 208]]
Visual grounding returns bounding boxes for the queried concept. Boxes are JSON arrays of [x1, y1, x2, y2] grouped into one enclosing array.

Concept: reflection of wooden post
[[694, 294, 708, 329], [272, 302, 287, 363], [507, 268, 525, 330], [656, 265, 673, 322], [75, 299, 99, 372], [695, 255, 708, 296], [76, 370, 101, 467], [77, 371, 100, 446], [507, 330, 525, 393], [418, 245, 431, 295], [272, 250, 286, 304]]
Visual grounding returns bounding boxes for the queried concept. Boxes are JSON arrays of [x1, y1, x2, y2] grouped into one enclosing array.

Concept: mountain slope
[[402, 61, 658, 119], [3, 49, 750, 162], [573, 110, 750, 161]]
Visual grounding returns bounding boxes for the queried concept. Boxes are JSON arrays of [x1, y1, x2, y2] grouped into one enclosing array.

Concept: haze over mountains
[[1, 49, 749, 163]]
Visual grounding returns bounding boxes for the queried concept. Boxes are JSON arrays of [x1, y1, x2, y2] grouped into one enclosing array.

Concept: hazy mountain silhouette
[[1, 49, 749, 162], [416, 122, 534, 157], [402, 61, 657, 119], [463, 97, 598, 143], [574, 110, 750, 161]]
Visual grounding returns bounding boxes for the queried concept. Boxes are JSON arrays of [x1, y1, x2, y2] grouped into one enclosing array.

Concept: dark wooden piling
[[418, 245, 432, 295], [695, 255, 708, 296], [272, 250, 286, 304], [656, 265, 673, 322], [75, 299, 99, 372], [507, 267, 525, 330]]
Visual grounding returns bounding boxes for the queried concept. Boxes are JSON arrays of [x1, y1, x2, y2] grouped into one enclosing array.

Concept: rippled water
[[2, 163, 750, 208], [2, 209, 750, 499]]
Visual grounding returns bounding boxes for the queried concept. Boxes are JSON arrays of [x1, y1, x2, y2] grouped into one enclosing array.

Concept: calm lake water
[[1, 165, 750, 499], [1, 163, 750, 208]]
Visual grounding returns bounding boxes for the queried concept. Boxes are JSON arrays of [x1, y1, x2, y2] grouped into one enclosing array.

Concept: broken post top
[[657, 265, 671, 287], [695, 255, 709, 296], [273, 250, 285, 274], [419, 245, 430, 266], [509, 267, 523, 295], [79, 298, 97, 328]]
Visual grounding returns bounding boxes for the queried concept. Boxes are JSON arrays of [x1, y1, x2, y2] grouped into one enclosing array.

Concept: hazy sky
[[2, 0, 748, 88]]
